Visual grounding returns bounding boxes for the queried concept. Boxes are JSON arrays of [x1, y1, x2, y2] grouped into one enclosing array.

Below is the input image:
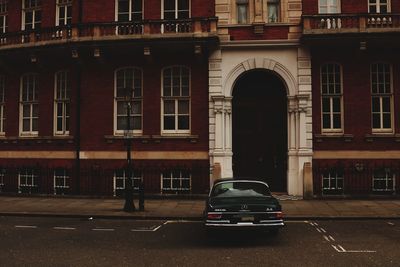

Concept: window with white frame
[[369, 0, 390, 13], [54, 168, 70, 194], [373, 168, 395, 192], [115, 68, 142, 135], [236, 0, 248, 24], [20, 74, 38, 136], [117, 0, 142, 21], [0, 0, 7, 34], [54, 71, 70, 135], [0, 75, 4, 134], [162, 170, 191, 192], [113, 169, 142, 196], [318, 0, 340, 14], [162, 66, 190, 134], [163, 0, 189, 19], [56, 0, 72, 26], [267, 0, 280, 23], [18, 169, 38, 193], [22, 0, 42, 30], [371, 63, 392, 132], [322, 170, 344, 193], [321, 63, 342, 132]]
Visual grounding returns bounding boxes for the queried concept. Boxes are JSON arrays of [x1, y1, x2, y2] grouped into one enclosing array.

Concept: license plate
[[241, 216, 254, 222]]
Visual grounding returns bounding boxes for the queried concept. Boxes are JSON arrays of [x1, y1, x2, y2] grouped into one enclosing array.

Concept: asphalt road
[[0, 216, 399, 267]]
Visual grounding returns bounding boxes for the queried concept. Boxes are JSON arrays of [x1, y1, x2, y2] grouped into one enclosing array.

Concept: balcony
[[302, 13, 400, 35], [0, 17, 218, 50]]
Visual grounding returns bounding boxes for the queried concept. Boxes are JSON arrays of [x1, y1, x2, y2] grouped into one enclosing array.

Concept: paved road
[[0, 216, 399, 266]]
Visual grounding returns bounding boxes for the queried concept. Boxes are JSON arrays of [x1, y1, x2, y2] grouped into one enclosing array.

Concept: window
[[162, 66, 190, 134], [267, 0, 280, 23], [18, 169, 38, 193], [117, 0, 142, 21], [56, 0, 72, 26], [321, 64, 342, 132], [113, 169, 142, 196], [373, 168, 395, 192], [371, 63, 392, 132], [22, 0, 42, 30], [162, 170, 191, 193], [0, 75, 4, 135], [0, 0, 7, 33], [236, 0, 248, 24], [369, 0, 390, 13], [318, 0, 340, 14], [20, 74, 38, 136], [163, 0, 189, 19], [322, 170, 344, 194], [115, 68, 142, 135], [54, 168, 70, 194], [54, 71, 70, 135]]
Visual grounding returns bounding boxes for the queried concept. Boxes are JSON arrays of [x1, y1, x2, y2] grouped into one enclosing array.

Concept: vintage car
[[204, 178, 284, 233]]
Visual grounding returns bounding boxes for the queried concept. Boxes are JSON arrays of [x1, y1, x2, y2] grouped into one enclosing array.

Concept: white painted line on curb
[[53, 227, 76, 230], [15, 225, 37, 229]]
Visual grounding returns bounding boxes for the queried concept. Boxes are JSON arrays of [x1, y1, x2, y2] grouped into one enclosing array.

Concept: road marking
[[332, 245, 345, 252], [320, 228, 327, 233], [15, 225, 37, 229], [323, 235, 330, 242], [53, 227, 76, 230], [92, 228, 115, 231], [387, 222, 395, 226], [328, 235, 335, 241], [316, 228, 322, 233]]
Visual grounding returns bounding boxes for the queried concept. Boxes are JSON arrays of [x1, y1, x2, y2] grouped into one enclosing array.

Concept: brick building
[[1, 0, 399, 198], [0, 0, 216, 196], [303, 0, 400, 196]]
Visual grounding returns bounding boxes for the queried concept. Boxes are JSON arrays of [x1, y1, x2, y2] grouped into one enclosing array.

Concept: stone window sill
[[104, 135, 199, 144], [0, 136, 74, 144], [314, 134, 354, 143], [364, 134, 400, 142]]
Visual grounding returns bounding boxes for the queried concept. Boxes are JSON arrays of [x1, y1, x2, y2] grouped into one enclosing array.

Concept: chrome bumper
[[205, 220, 284, 227]]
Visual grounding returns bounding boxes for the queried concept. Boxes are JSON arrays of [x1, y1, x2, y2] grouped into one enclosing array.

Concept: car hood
[[208, 196, 281, 212]]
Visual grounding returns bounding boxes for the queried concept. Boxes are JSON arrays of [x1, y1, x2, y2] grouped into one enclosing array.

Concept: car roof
[[212, 177, 270, 187]]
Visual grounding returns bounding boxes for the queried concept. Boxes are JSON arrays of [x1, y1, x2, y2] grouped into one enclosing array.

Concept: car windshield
[[211, 181, 271, 198]]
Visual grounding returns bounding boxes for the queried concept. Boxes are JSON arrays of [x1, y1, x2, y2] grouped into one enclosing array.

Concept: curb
[[1, 212, 400, 221]]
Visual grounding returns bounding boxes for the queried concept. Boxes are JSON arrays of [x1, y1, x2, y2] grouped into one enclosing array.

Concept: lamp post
[[123, 87, 135, 212]]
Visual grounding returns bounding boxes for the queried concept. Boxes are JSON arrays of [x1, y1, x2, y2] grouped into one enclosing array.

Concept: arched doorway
[[232, 70, 287, 192]]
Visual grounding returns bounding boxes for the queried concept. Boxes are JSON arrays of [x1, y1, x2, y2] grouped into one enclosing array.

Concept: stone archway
[[210, 56, 313, 196]]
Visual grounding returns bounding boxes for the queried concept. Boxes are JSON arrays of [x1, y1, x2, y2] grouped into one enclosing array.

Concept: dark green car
[[204, 178, 284, 232]]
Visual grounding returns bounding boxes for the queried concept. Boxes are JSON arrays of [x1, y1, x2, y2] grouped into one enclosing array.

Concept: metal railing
[[0, 17, 218, 48], [313, 161, 400, 196]]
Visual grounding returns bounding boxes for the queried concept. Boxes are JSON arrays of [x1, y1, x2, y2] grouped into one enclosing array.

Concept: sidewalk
[[1, 195, 400, 220]]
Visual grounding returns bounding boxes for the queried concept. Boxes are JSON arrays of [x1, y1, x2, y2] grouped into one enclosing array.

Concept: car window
[[211, 182, 271, 197]]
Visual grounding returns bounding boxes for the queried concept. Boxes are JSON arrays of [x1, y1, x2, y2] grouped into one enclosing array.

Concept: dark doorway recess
[[232, 70, 287, 192]]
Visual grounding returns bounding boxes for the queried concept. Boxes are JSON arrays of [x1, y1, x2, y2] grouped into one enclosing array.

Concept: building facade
[[0, 0, 216, 196], [1, 0, 399, 198], [303, 0, 400, 196], [210, 0, 312, 196]]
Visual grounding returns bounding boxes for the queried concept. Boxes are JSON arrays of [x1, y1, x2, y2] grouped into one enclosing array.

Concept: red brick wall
[[312, 48, 400, 151], [228, 26, 289, 41]]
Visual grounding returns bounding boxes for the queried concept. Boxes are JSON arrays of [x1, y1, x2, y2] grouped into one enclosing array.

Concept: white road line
[[332, 245, 344, 252], [387, 222, 395, 226], [338, 245, 346, 252], [15, 225, 37, 229], [343, 250, 376, 253], [92, 228, 115, 231], [53, 227, 76, 230], [320, 228, 327, 233], [323, 235, 330, 242], [328, 235, 335, 241], [316, 228, 322, 233]]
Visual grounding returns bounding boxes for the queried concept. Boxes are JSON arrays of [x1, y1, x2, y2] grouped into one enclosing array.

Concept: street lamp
[[123, 87, 135, 212]]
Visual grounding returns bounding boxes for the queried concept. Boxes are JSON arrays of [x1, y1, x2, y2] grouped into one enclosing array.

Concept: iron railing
[[0, 17, 218, 48], [313, 161, 400, 196]]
